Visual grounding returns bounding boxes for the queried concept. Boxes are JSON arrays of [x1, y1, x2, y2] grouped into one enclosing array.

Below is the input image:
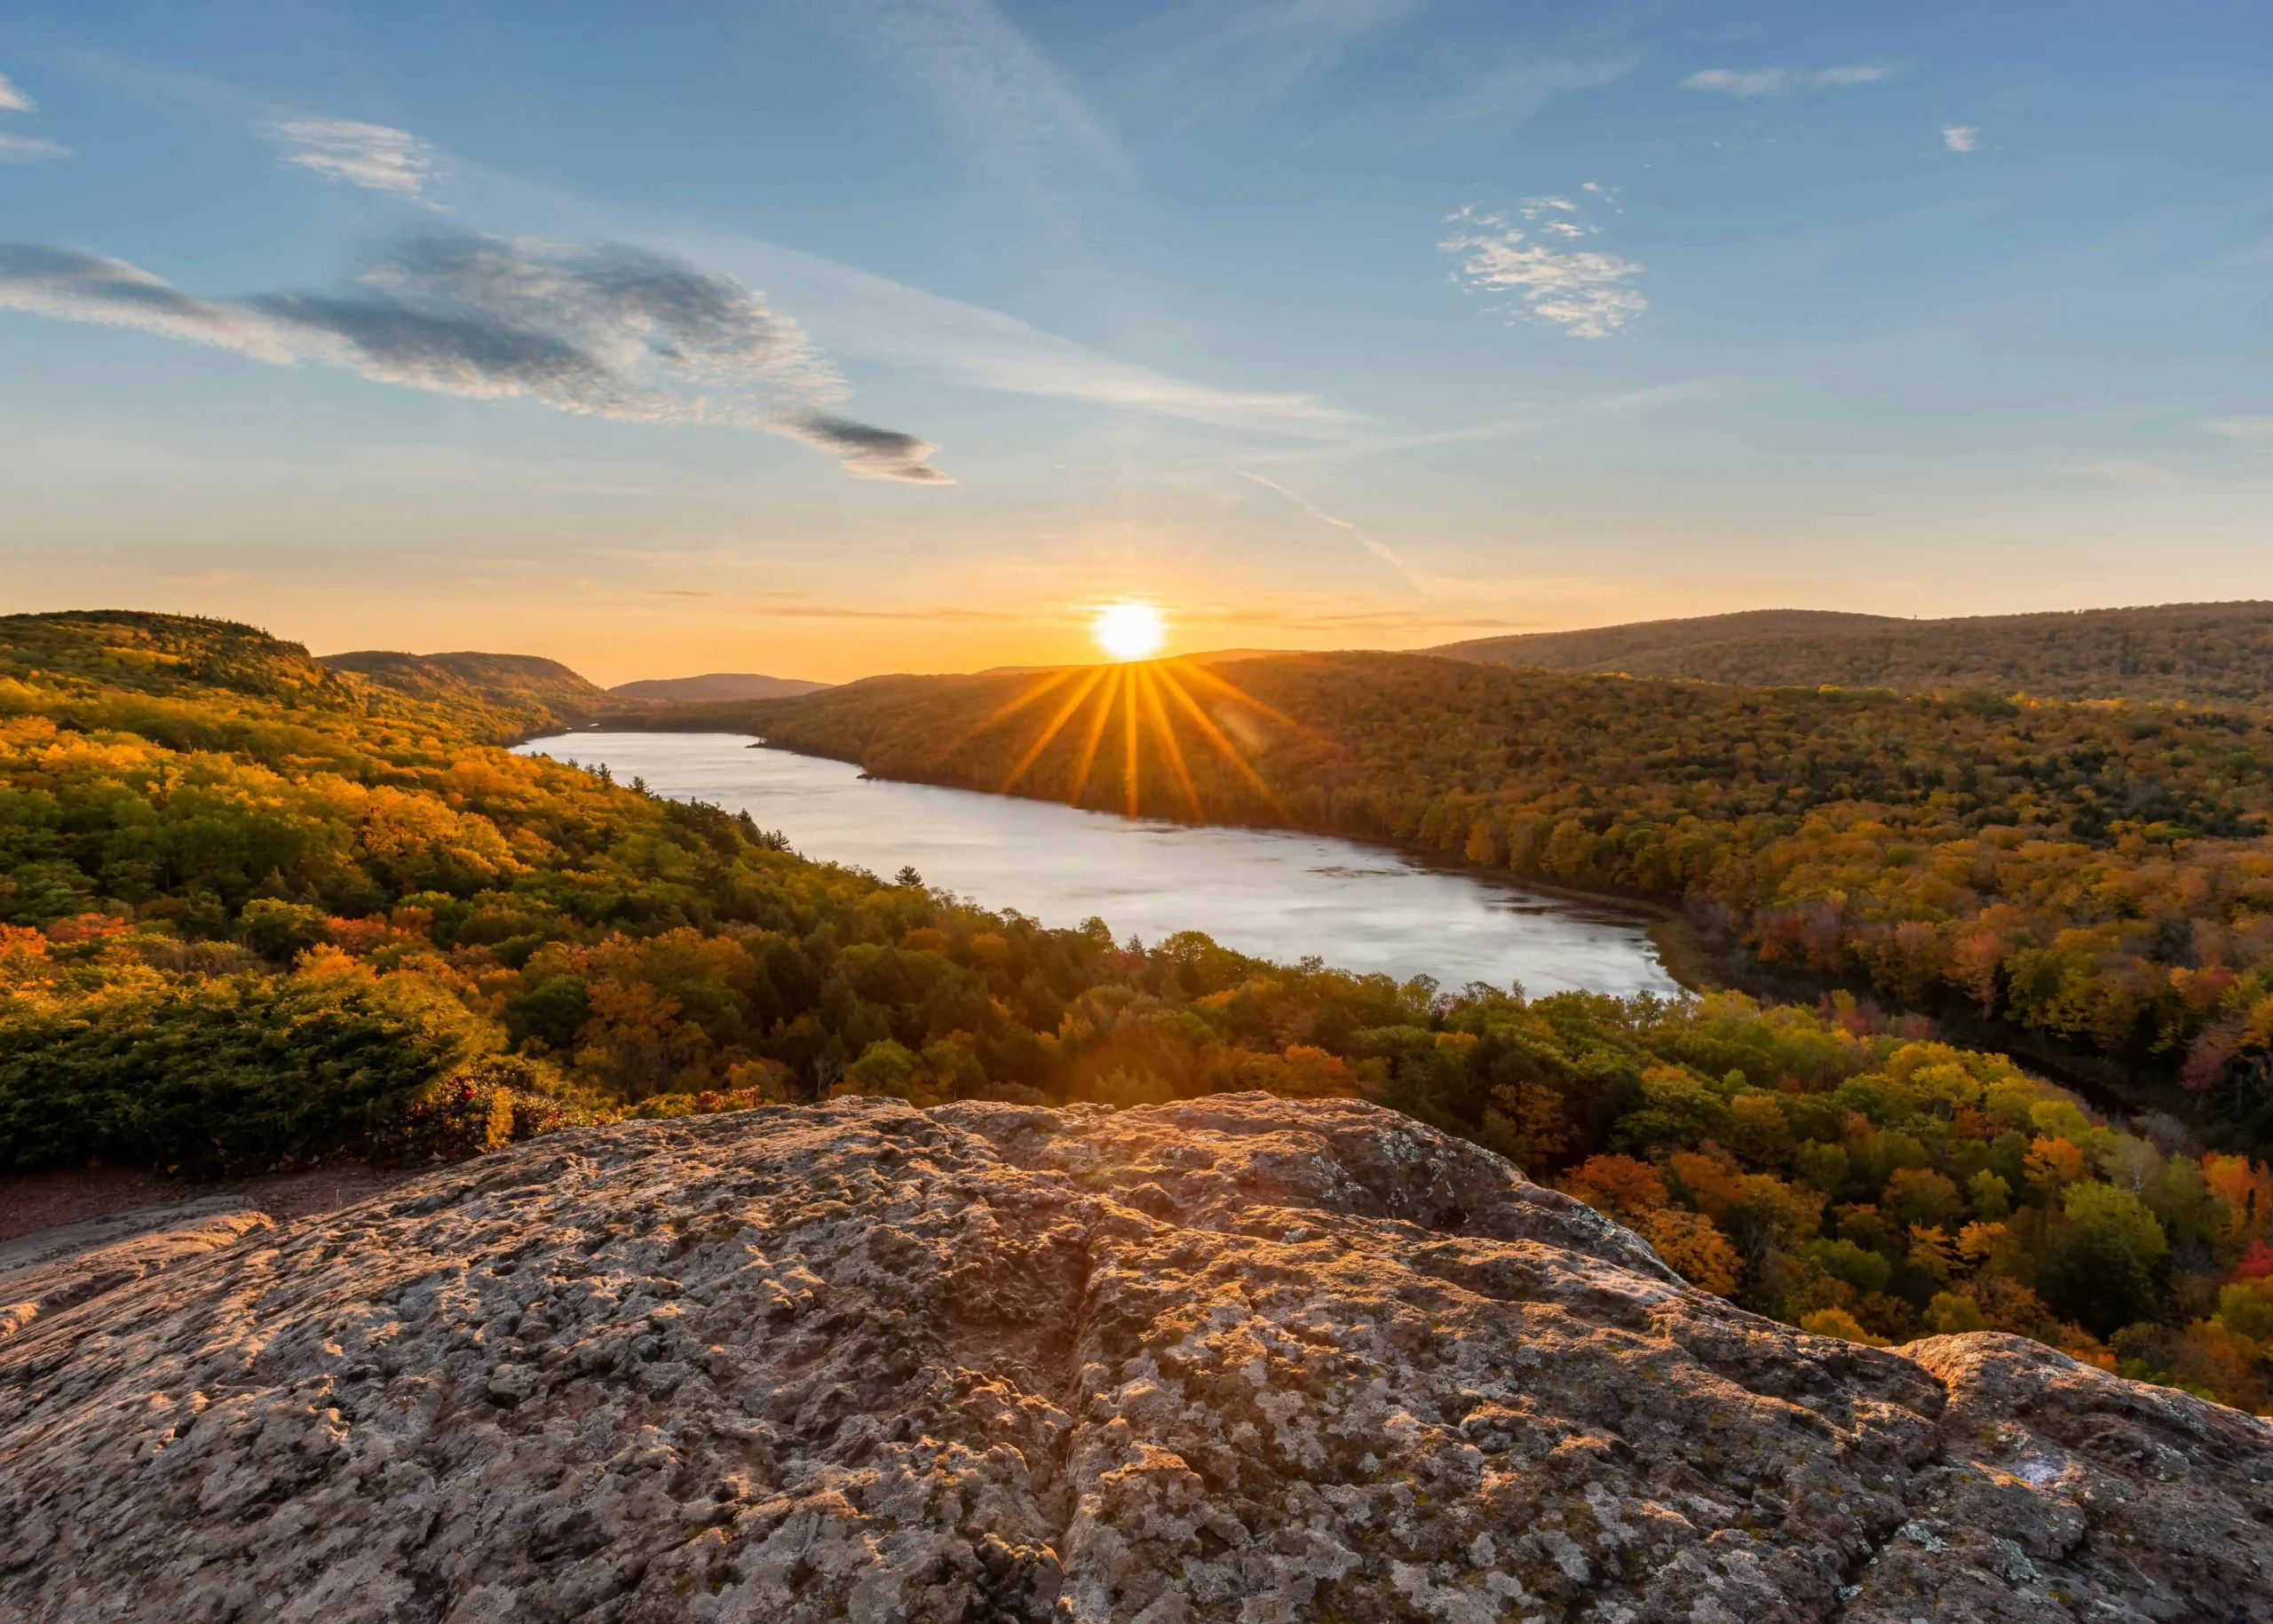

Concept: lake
[[514, 732, 1680, 998]]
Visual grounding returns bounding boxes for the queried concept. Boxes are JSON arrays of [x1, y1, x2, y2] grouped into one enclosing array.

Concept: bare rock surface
[[0, 1199, 273, 1343], [2, 1094, 2269, 1622]]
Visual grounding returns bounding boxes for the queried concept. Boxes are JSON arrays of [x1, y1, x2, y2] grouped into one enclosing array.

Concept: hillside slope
[[608, 671, 831, 703], [4, 1095, 2268, 1622], [1434, 600, 2273, 703], [321, 648, 621, 735]]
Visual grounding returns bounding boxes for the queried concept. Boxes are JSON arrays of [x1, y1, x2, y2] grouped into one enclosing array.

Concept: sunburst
[[949, 615, 1317, 823]]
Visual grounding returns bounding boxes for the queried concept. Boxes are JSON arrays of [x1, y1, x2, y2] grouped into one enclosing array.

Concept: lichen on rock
[[2, 1094, 2269, 1620]]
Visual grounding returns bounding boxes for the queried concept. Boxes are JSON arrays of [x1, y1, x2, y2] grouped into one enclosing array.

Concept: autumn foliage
[[4, 614, 2273, 1414], [752, 652, 2273, 1134]]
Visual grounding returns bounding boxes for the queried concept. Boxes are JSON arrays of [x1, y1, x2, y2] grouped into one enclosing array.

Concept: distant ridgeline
[[317, 653, 836, 733], [5, 609, 2273, 1406], [318, 648, 622, 739], [1430, 600, 2273, 705], [742, 632, 2273, 1134], [606, 672, 832, 704]]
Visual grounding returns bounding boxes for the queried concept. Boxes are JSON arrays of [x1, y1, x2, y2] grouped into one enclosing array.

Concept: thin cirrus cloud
[[2210, 416, 2273, 439], [0, 134, 72, 165], [0, 235, 951, 483], [0, 67, 70, 164], [1439, 195, 1644, 339], [1422, 54, 1635, 138], [269, 118, 441, 200], [1683, 64, 1891, 97], [824, 0, 1129, 207], [691, 227, 1355, 433], [1942, 124, 1978, 152], [1115, 0, 1422, 124]]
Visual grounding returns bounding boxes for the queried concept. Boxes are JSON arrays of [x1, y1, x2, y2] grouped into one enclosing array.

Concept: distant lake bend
[[513, 732, 1680, 999]]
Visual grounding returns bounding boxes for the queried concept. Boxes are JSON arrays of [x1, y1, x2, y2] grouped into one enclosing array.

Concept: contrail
[[1238, 469, 1453, 596]]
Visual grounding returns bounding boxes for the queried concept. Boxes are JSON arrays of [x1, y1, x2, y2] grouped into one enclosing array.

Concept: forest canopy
[[747, 650, 2273, 1136], [5, 611, 2273, 1414]]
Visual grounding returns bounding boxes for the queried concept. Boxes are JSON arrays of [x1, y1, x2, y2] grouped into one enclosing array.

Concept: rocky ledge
[[3, 1095, 2269, 1622]]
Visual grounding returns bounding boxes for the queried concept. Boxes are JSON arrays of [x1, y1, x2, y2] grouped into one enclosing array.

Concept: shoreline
[[531, 722, 2210, 1139]]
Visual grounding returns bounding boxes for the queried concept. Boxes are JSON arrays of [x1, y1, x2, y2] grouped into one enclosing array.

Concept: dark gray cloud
[[783, 414, 952, 484], [0, 234, 949, 483], [256, 291, 631, 408]]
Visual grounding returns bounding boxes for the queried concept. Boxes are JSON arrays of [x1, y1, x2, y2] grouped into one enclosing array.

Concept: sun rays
[[972, 656, 1293, 822]]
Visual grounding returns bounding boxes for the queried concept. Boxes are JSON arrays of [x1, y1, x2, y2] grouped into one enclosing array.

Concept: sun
[[1091, 601, 1166, 662]]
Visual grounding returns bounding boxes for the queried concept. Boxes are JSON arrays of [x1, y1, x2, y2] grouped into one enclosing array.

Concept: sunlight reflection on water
[[515, 733, 1678, 998]]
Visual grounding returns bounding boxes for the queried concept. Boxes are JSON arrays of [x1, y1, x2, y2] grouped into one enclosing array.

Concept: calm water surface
[[516, 732, 1678, 997]]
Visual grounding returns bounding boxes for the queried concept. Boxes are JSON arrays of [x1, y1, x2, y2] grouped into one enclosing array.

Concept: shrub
[[0, 963, 487, 1176]]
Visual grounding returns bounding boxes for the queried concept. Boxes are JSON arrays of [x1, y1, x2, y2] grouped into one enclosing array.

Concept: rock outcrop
[[0, 1198, 273, 1343], [3, 1095, 2269, 1621]]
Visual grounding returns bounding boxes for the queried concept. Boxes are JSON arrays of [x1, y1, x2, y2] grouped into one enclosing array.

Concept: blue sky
[[3, 1, 2271, 681]]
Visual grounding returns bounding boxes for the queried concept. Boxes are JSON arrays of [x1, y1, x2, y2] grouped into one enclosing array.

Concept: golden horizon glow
[[1091, 601, 1167, 662], [964, 652, 1295, 827]]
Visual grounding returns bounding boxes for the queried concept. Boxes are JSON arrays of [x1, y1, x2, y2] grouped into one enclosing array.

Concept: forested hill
[[608, 672, 831, 703], [748, 650, 2273, 1129], [1431, 600, 2273, 705], [320, 647, 621, 736], [8, 611, 2273, 1404]]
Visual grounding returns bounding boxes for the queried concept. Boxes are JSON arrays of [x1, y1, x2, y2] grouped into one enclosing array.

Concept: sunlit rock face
[[4, 1095, 2270, 1622]]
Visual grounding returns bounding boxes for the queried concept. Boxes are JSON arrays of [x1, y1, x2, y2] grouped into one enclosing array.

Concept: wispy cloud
[[0, 133, 71, 165], [826, 0, 1127, 206], [1683, 64, 1891, 97], [690, 229, 1354, 433], [1231, 383, 1709, 468], [1119, 0, 1422, 123], [1423, 54, 1634, 138], [269, 118, 441, 200], [16, 62, 1347, 450], [0, 67, 68, 162], [1812, 64, 1891, 87], [1439, 197, 1645, 339], [0, 236, 951, 483], [1941, 124, 1978, 153], [2210, 416, 2273, 440]]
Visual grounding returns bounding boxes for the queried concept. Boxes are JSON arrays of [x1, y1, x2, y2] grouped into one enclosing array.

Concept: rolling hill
[[319, 649, 621, 735], [1431, 600, 2273, 704], [607, 671, 831, 703]]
